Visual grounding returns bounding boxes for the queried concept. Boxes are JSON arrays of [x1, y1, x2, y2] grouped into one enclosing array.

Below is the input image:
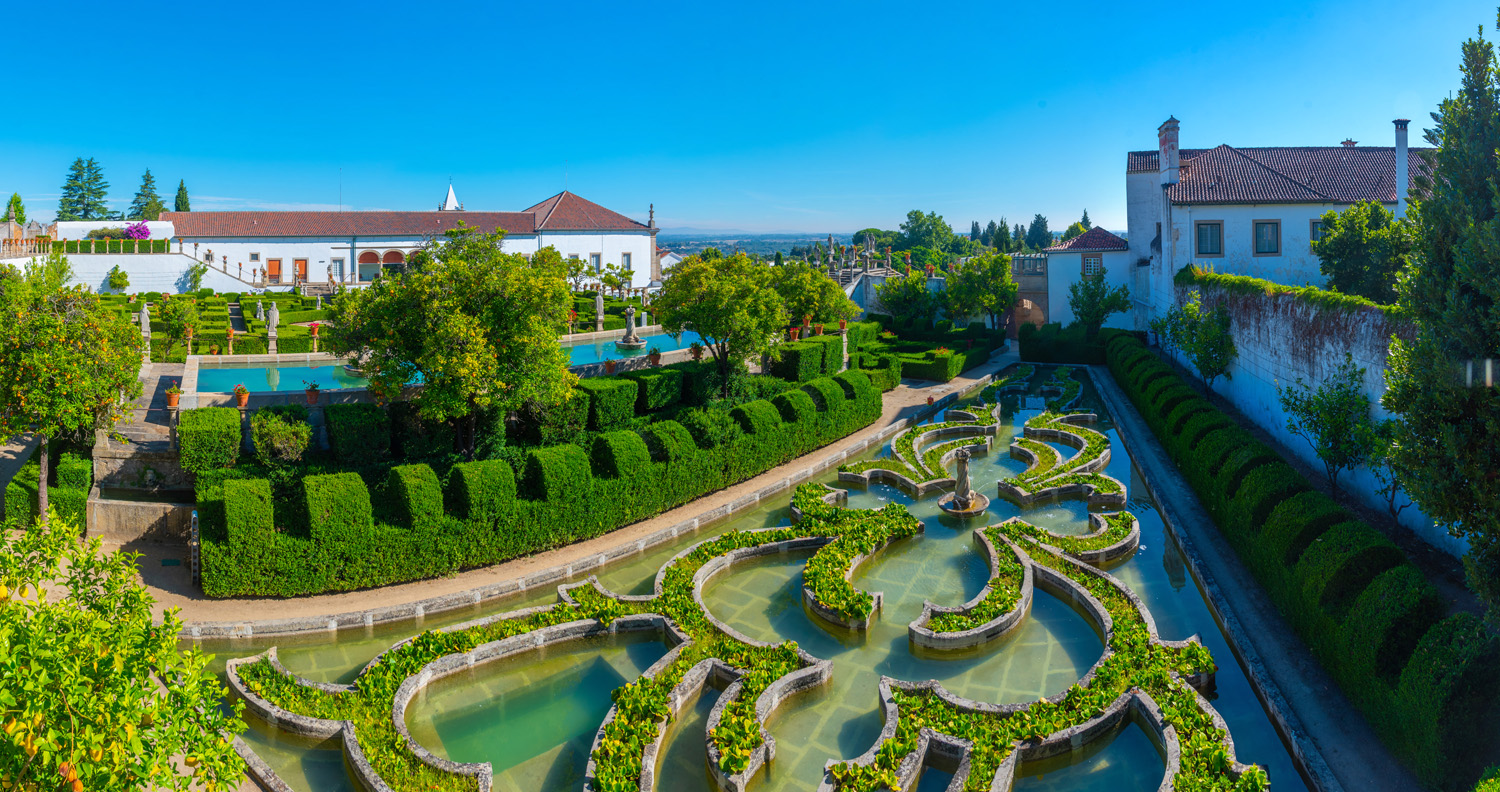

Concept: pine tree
[[1081, 209, 1093, 230], [4, 193, 23, 225], [57, 158, 88, 222], [1024, 214, 1052, 251], [1013, 224, 1026, 250], [970, 221, 981, 241], [1384, 18, 1500, 618], [175, 179, 191, 212], [76, 158, 110, 220], [983, 220, 998, 247], [128, 169, 163, 220], [993, 219, 1010, 252]]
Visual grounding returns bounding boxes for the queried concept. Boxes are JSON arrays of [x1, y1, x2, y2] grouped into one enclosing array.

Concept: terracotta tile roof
[[162, 211, 536, 238], [522, 191, 650, 231], [1125, 144, 1432, 204], [1044, 226, 1129, 252]]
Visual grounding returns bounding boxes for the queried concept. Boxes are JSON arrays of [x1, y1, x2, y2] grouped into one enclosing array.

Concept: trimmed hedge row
[[1106, 334, 1500, 790], [325, 404, 391, 464], [898, 340, 991, 382], [200, 369, 885, 598], [178, 408, 242, 473], [2, 451, 91, 528]]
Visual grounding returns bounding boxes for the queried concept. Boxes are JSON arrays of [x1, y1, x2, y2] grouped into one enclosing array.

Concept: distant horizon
[[2, 0, 1475, 235]]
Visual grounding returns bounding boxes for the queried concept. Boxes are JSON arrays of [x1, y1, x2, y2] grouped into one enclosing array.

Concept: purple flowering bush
[[125, 221, 150, 240]]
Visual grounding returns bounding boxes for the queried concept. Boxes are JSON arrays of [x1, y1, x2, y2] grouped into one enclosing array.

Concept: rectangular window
[[1254, 220, 1281, 255], [249, 252, 260, 262], [590, 253, 602, 272], [1195, 222, 1223, 257], [1310, 219, 1329, 247], [1082, 255, 1103, 277], [332, 258, 344, 281], [621, 252, 632, 270]]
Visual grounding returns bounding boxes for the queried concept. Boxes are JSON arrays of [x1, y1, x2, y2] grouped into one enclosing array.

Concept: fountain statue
[[615, 304, 646, 350], [594, 291, 605, 332], [938, 445, 990, 515]]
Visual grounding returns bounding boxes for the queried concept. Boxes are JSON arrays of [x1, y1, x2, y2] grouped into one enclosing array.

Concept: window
[[1082, 255, 1102, 276], [621, 252, 632, 271], [249, 252, 260, 262], [590, 253, 602, 272], [1195, 221, 1223, 257], [1254, 220, 1281, 255], [1310, 219, 1329, 248], [332, 258, 344, 281]]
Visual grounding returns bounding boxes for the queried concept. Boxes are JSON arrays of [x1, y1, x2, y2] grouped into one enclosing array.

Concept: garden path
[[0, 434, 38, 496], [1088, 363, 1419, 792], [142, 348, 1019, 627]]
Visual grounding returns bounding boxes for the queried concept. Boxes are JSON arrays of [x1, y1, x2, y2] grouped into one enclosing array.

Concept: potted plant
[[814, 324, 825, 335], [926, 395, 935, 406], [303, 380, 320, 405], [604, 359, 617, 374], [788, 327, 801, 341], [165, 380, 182, 408], [309, 322, 320, 338], [839, 319, 848, 331], [233, 383, 250, 408], [648, 349, 662, 366], [689, 341, 705, 361], [802, 314, 812, 330], [209, 344, 220, 355]]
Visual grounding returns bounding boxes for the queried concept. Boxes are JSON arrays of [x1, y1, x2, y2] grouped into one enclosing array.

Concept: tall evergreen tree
[[59, 157, 110, 221], [1024, 214, 1052, 251], [4, 193, 24, 225], [994, 219, 1011, 252], [175, 179, 191, 212], [1081, 209, 1093, 230], [1384, 18, 1500, 618], [970, 220, 981, 241], [128, 169, 163, 220], [983, 220, 998, 246]]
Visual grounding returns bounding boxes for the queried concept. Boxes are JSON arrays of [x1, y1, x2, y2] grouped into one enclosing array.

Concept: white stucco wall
[[1165, 203, 1377, 287], [1045, 249, 1134, 330], [51, 254, 256, 294], [536, 231, 655, 288], [53, 220, 176, 240]]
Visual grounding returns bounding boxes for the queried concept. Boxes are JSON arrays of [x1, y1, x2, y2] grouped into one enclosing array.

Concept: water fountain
[[937, 445, 990, 515], [615, 304, 646, 350]]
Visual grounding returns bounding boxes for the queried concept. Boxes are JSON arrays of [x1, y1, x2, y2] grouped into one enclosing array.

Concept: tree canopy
[[0, 254, 141, 520], [1311, 200, 1416, 303], [945, 252, 1018, 331], [1383, 15, 1500, 617], [327, 226, 575, 457], [1277, 352, 1375, 501], [1061, 221, 1087, 242], [652, 252, 786, 397], [1065, 266, 1129, 339], [899, 210, 955, 252], [57, 158, 110, 222], [1167, 290, 1237, 392], [174, 179, 190, 213], [875, 269, 936, 330], [127, 169, 164, 221], [155, 295, 199, 358], [770, 260, 860, 325], [4, 193, 23, 225], [1024, 214, 1052, 251], [0, 514, 246, 790]]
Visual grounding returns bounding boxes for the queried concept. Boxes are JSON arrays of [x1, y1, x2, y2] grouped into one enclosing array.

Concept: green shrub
[[303, 472, 373, 543], [620, 368, 683, 413], [801, 377, 847, 413], [521, 444, 591, 501], [223, 478, 275, 543], [390, 402, 455, 459], [769, 341, 824, 382], [730, 400, 781, 436], [56, 453, 92, 491], [178, 407, 242, 473], [590, 431, 651, 479], [663, 361, 720, 406], [640, 421, 696, 463], [1395, 614, 1500, 789], [1019, 323, 1105, 364], [771, 389, 817, 425], [386, 464, 444, 530], [325, 404, 390, 463], [576, 377, 638, 431], [1341, 566, 1443, 684], [446, 460, 516, 524], [251, 405, 312, 465], [1295, 522, 1404, 617], [678, 408, 741, 449], [1224, 462, 1309, 537], [1259, 491, 1352, 570], [3, 460, 38, 526]]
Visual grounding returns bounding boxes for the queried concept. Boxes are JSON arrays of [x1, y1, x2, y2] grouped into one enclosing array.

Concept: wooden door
[[267, 259, 282, 282], [295, 259, 308, 280]]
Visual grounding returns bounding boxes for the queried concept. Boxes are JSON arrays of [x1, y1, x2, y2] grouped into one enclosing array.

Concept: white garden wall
[[3, 253, 259, 294]]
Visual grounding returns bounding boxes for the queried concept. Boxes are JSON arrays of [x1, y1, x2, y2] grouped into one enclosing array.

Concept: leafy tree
[[652, 252, 786, 398], [907, 246, 948, 273], [770, 260, 860, 325], [174, 179, 190, 212], [1311, 200, 1417, 303], [562, 251, 589, 292], [186, 263, 208, 292], [1174, 290, 1237, 392], [0, 254, 141, 522], [1149, 309, 1181, 359], [899, 210, 953, 252], [1061, 221, 1088, 242], [945, 252, 1018, 330], [1277, 352, 1376, 501], [0, 515, 246, 790], [328, 227, 575, 458], [1383, 16, 1500, 618], [156, 295, 200, 358], [1024, 214, 1052, 251], [875, 269, 936, 329], [57, 158, 110, 221], [106, 264, 129, 293], [1081, 209, 1093, 230], [4, 193, 24, 225], [1366, 419, 1411, 520], [1066, 266, 1130, 339], [127, 169, 163, 221], [774, 251, 784, 267], [853, 228, 898, 250], [970, 221, 981, 241], [699, 246, 724, 261]]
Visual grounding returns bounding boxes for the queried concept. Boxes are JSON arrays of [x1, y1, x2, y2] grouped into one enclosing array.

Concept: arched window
[[358, 251, 380, 264], [382, 250, 405, 264]]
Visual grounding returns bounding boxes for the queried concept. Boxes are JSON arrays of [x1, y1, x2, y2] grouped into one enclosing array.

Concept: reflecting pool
[[563, 330, 704, 366]]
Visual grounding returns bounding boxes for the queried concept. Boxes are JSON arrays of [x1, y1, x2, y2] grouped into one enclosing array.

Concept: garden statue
[[594, 290, 605, 332], [938, 445, 990, 515], [615, 304, 646, 350], [256, 300, 265, 321], [139, 302, 150, 332], [267, 301, 280, 333], [316, 295, 322, 310]]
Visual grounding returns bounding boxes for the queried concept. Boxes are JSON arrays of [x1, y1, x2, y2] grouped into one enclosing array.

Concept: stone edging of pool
[[1083, 364, 1343, 792], [907, 531, 1035, 650], [179, 361, 1014, 639]]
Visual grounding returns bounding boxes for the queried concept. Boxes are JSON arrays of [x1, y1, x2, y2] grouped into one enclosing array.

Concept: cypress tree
[[128, 169, 163, 220], [175, 179, 191, 212], [1081, 208, 1093, 229], [1024, 214, 1051, 251], [993, 219, 1010, 252], [1013, 224, 1026, 250], [970, 220, 981, 241], [1384, 18, 1500, 616], [983, 220, 998, 247], [4, 193, 23, 225]]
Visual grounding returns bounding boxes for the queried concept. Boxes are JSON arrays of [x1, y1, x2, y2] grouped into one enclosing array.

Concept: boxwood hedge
[[1106, 335, 1499, 789], [325, 403, 391, 464], [577, 377, 638, 431], [178, 407, 242, 473]]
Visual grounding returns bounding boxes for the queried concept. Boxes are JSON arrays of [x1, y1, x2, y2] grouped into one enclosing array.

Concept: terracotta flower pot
[[166, 392, 180, 408], [926, 396, 935, 406], [604, 359, 618, 374], [236, 392, 249, 408], [306, 389, 319, 405], [648, 351, 662, 366], [839, 319, 847, 330], [691, 347, 704, 361], [814, 324, 824, 335], [788, 327, 801, 341]]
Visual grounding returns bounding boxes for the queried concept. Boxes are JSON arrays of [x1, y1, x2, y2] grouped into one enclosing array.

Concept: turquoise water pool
[[564, 330, 703, 365], [196, 362, 370, 393]]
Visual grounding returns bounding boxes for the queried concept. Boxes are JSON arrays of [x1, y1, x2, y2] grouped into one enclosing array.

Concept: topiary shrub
[[3, 461, 38, 526], [620, 368, 684, 414], [576, 377, 638, 431], [640, 421, 696, 463], [223, 478, 274, 543], [771, 389, 817, 425], [1294, 522, 1405, 617], [730, 400, 782, 436], [589, 431, 651, 479], [1340, 565, 1443, 685], [445, 460, 515, 524], [55, 453, 92, 492], [251, 405, 312, 466], [386, 464, 444, 530], [302, 472, 373, 542], [178, 407, 241, 473], [1224, 462, 1309, 537], [520, 444, 591, 502], [801, 376, 847, 414], [325, 403, 390, 463], [1395, 614, 1500, 789], [678, 408, 741, 449], [768, 341, 824, 382]]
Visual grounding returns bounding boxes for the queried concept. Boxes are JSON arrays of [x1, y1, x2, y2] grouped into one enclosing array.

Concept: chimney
[[1341, 139, 1358, 147], [1158, 116, 1180, 185], [1394, 119, 1410, 219]]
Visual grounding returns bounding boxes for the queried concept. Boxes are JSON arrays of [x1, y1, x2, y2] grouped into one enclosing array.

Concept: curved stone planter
[[908, 532, 1035, 650], [996, 473, 1129, 508], [1016, 512, 1142, 567]]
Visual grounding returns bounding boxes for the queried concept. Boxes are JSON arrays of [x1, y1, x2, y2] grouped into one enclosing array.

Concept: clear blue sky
[[3, 0, 1484, 233]]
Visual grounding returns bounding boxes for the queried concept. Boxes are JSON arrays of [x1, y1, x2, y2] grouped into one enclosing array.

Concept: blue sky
[[3, 0, 1483, 233]]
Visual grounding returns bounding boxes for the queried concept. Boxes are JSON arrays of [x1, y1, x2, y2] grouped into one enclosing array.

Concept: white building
[[1126, 117, 1429, 324], [1043, 227, 1134, 330], [49, 189, 660, 290]]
